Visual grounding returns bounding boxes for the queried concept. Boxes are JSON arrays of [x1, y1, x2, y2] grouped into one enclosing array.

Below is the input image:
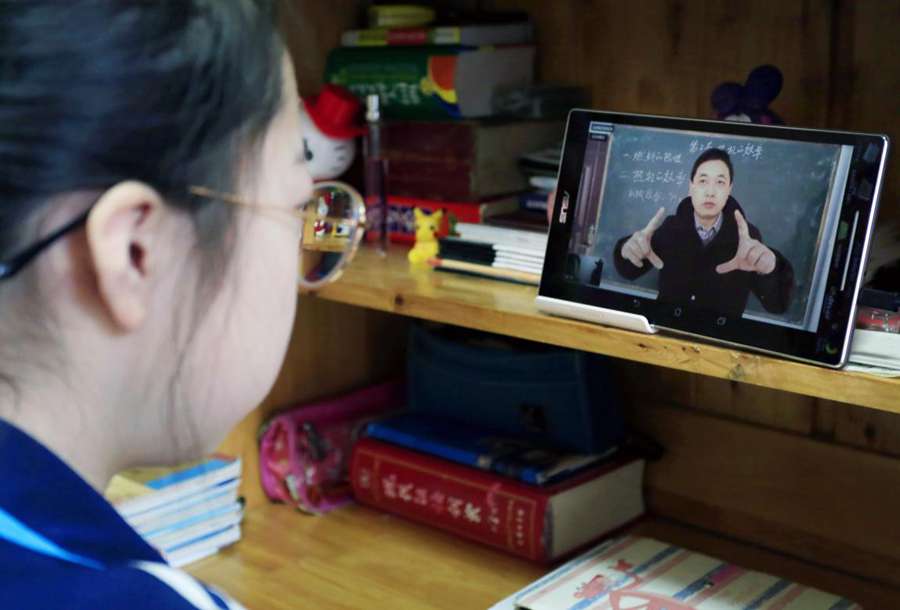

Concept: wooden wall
[[218, 298, 408, 509], [482, 0, 898, 224], [280, 0, 898, 215], [613, 360, 900, 588], [215, 0, 900, 591]]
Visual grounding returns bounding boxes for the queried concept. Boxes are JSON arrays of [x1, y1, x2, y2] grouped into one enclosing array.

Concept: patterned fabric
[[0, 419, 247, 610]]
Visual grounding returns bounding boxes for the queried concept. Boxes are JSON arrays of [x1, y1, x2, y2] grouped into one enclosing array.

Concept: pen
[[364, 94, 389, 256]]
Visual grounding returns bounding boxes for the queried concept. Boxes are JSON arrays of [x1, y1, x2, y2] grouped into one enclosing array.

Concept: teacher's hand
[[620, 207, 666, 269], [715, 210, 776, 275]]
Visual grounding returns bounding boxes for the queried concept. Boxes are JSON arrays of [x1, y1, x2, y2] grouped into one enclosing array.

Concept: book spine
[[342, 27, 463, 47], [364, 421, 481, 467], [368, 5, 436, 29], [520, 191, 549, 212], [342, 28, 428, 47], [382, 121, 476, 161], [455, 224, 548, 251], [364, 420, 543, 485], [341, 24, 533, 47], [385, 160, 527, 201], [432, 258, 541, 285], [351, 437, 548, 561], [325, 47, 463, 120], [368, 196, 505, 245], [384, 160, 480, 201]]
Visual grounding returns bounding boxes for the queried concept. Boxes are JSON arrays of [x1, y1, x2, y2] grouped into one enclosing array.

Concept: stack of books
[[491, 535, 861, 609], [361, 118, 560, 244], [330, 9, 536, 120], [105, 453, 243, 567], [350, 411, 645, 563], [330, 7, 567, 251], [428, 134, 562, 285], [848, 304, 900, 376], [518, 142, 562, 217], [364, 4, 436, 29], [432, 221, 548, 285]]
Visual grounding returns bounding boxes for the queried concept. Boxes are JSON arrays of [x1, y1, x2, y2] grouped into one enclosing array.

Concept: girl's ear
[[85, 181, 166, 331]]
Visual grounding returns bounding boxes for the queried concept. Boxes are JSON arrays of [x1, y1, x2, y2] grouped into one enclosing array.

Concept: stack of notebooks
[[849, 327, 900, 376], [350, 411, 645, 563], [432, 221, 548, 285], [845, 300, 900, 377], [429, 136, 562, 285], [105, 453, 243, 567]]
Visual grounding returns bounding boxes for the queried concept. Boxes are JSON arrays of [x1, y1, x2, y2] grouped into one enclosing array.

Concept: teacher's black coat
[[613, 196, 794, 317]]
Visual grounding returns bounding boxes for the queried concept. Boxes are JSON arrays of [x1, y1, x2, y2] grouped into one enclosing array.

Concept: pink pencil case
[[258, 379, 404, 514]]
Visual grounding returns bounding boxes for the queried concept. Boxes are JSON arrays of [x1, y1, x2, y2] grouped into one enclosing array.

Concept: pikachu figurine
[[408, 208, 443, 264]]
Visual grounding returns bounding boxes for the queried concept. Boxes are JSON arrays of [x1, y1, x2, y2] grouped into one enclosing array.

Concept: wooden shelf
[[187, 502, 899, 609], [314, 245, 900, 414]]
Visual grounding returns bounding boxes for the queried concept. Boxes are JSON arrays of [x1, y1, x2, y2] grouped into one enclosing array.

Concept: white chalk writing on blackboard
[[624, 151, 684, 163], [624, 169, 688, 184], [626, 189, 680, 203], [689, 139, 764, 160]]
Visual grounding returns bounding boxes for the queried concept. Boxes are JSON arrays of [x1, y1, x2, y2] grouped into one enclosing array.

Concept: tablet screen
[[539, 111, 889, 366]]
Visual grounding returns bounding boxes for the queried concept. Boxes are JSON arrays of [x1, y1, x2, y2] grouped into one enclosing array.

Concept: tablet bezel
[[538, 110, 890, 368]]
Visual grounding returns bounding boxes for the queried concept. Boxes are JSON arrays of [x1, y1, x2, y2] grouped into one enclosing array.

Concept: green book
[[324, 45, 535, 120]]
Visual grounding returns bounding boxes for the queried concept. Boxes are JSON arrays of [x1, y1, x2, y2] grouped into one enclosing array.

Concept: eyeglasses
[[0, 207, 93, 281], [0, 181, 367, 290], [190, 181, 367, 290]]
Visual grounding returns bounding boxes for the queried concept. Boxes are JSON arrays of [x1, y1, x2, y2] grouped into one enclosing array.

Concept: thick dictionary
[[350, 437, 644, 562]]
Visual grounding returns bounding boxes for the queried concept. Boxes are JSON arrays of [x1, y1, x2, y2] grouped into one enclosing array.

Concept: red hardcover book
[[350, 437, 645, 562]]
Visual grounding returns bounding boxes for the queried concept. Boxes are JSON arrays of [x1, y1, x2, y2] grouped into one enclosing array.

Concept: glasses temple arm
[[0, 208, 92, 281]]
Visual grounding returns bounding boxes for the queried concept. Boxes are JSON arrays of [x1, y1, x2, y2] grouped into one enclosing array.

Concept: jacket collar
[[674, 196, 745, 247], [0, 418, 162, 565], [674, 195, 743, 225]]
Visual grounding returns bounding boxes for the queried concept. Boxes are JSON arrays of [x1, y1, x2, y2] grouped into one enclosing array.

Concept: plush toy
[[299, 84, 366, 180], [711, 64, 785, 125], [408, 208, 443, 264]]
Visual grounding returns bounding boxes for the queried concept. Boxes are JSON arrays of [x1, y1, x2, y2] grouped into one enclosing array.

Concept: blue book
[[105, 454, 241, 520], [519, 190, 550, 212], [364, 412, 614, 485]]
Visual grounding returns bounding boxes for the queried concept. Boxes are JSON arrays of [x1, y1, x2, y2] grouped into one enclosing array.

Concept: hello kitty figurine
[[300, 84, 366, 180]]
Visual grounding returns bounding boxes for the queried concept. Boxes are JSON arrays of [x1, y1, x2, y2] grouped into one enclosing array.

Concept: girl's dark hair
[[0, 0, 285, 260], [0, 2, 286, 446], [690, 148, 734, 184]]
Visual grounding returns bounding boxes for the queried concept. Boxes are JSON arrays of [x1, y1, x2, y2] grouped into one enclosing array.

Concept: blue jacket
[[0, 418, 246, 609]]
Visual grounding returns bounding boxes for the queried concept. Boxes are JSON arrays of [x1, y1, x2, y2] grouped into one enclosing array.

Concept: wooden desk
[[188, 503, 900, 609]]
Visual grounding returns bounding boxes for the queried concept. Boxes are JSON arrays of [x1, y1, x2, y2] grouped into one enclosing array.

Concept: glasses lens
[[299, 181, 364, 289]]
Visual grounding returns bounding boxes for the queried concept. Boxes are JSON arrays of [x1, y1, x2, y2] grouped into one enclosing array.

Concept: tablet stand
[[535, 296, 657, 334]]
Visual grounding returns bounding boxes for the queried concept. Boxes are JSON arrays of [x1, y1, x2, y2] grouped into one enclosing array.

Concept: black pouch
[[406, 323, 625, 454]]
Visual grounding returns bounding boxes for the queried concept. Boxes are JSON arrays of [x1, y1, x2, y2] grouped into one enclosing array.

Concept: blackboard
[[590, 125, 843, 327]]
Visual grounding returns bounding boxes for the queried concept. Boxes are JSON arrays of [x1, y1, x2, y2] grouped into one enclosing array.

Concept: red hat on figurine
[[301, 84, 367, 140]]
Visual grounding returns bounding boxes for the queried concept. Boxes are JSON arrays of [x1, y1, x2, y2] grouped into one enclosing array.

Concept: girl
[[0, 2, 312, 607]]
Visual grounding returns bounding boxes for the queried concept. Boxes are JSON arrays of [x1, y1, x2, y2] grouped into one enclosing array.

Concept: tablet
[[537, 110, 890, 367]]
